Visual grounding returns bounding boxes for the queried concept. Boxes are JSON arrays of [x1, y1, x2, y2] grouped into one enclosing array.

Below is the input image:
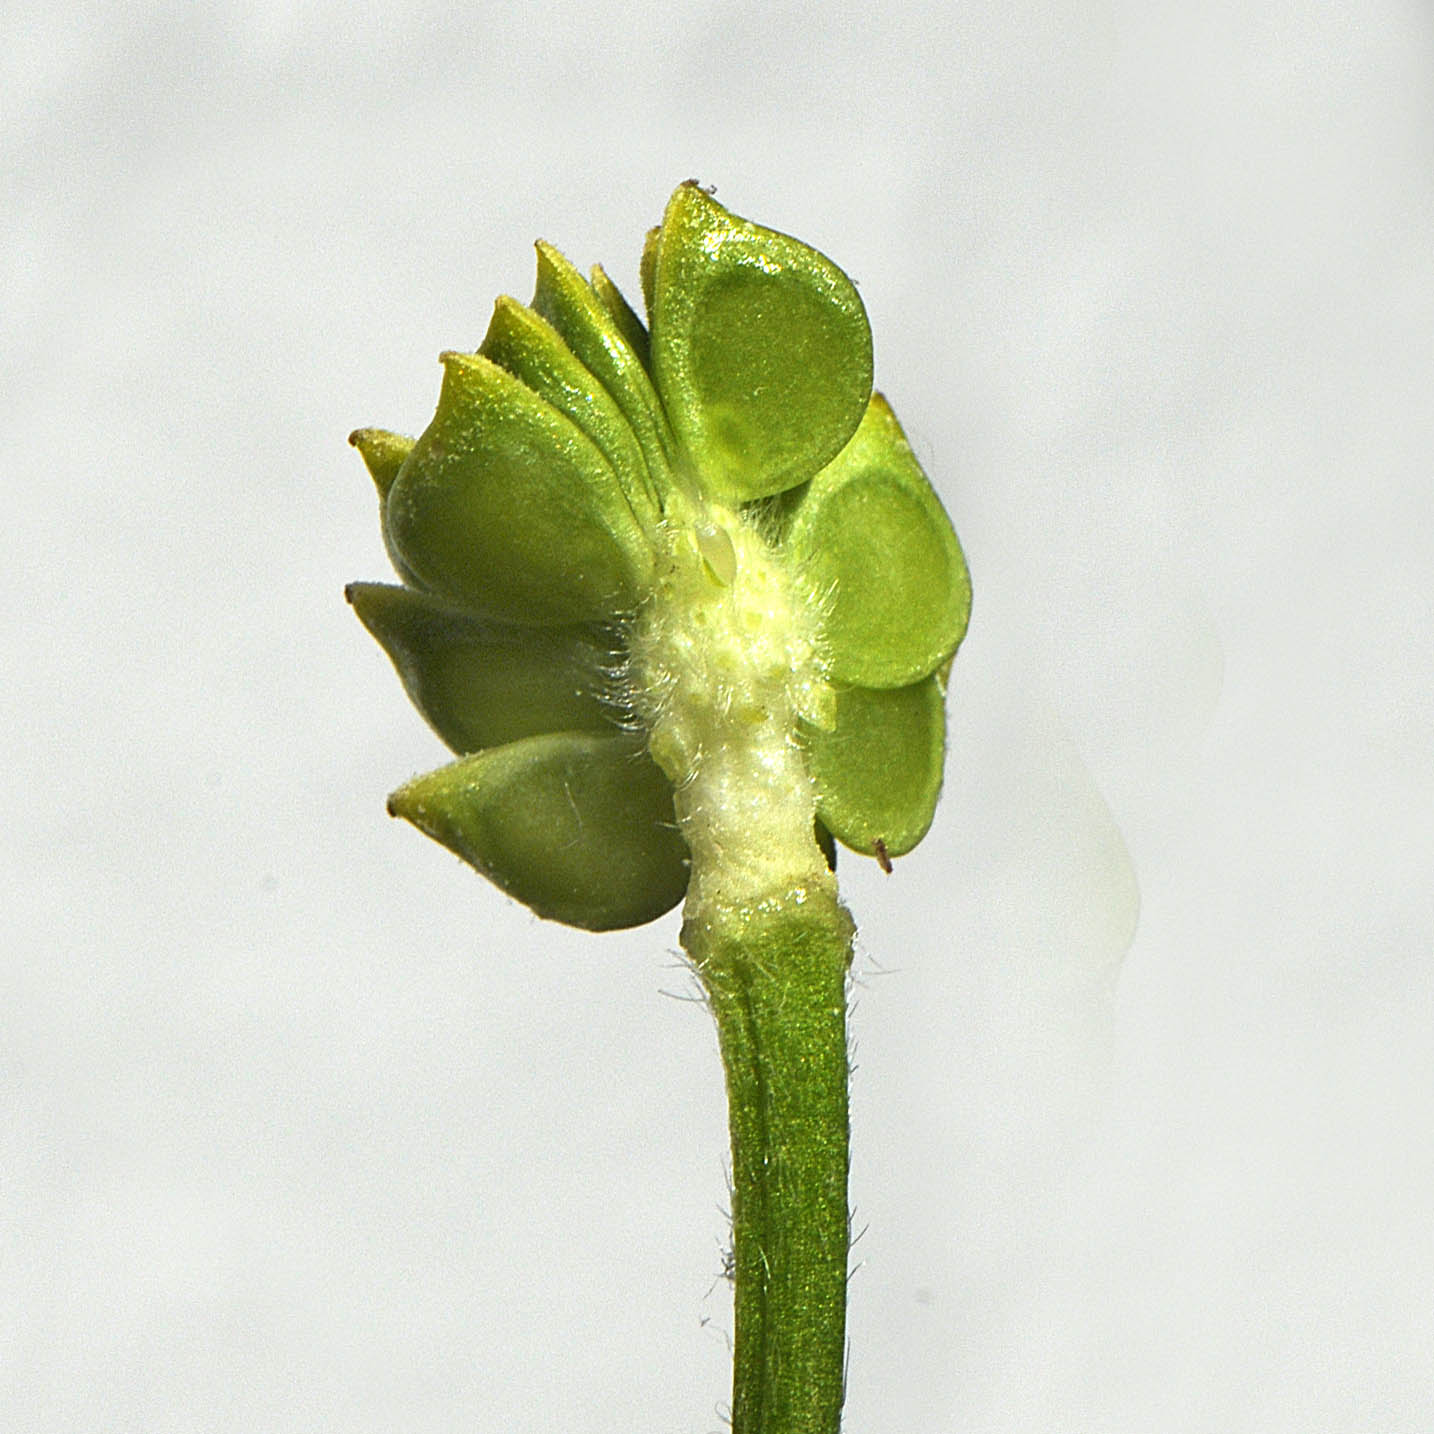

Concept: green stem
[[630, 495, 855, 1430], [685, 898, 853, 1434]]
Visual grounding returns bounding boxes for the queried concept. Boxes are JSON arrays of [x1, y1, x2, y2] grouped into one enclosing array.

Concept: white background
[[6, 2, 1432, 1430]]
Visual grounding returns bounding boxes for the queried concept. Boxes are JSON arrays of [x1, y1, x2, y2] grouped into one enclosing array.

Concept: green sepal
[[385, 351, 654, 625], [350, 428, 427, 590], [803, 675, 946, 860], [479, 296, 659, 528], [649, 183, 874, 504], [590, 264, 651, 369], [346, 581, 618, 755], [531, 241, 677, 502], [388, 732, 690, 931], [786, 393, 971, 688]]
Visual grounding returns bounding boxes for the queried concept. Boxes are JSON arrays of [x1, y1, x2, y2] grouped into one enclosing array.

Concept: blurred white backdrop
[[5, 2, 1433, 1430]]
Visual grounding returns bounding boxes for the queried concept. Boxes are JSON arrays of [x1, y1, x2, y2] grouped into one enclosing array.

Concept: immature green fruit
[[785, 393, 972, 688], [801, 675, 947, 858], [650, 185, 874, 504], [386, 351, 654, 624], [531, 241, 677, 501], [388, 733, 688, 931], [346, 582, 617, 754], [350, 183, 971, 927], [479, 297, 659, 528]]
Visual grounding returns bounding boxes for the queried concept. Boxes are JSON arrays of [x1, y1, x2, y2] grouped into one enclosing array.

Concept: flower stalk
[[346, 182, 971, 1433], [693, 900, 853, 1434], [632, 493, 855, 1431]]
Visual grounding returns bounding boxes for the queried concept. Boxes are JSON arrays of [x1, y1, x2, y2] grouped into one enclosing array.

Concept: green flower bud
[[350, 183, 971, 927]]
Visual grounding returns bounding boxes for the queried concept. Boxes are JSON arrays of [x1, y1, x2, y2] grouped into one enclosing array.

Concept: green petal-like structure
[[479, 296, 658, 529], [640, 225, 660, 320], [786, 394, 971, 689], [532, 242, 676, 503], [590, 264, 651, 370], [346, 582, 617, 754], [350, 428, 426, 591], [650, 183, 874, 504], [388, 733, 690, 931], [802, 676, 946, 858], [386, 351, 653, 625], [349, 426, 411, 502]]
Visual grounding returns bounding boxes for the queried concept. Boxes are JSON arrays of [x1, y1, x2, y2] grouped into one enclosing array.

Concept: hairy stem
[[631, 499, 852, 1431], [685, 898, 853, 1434]]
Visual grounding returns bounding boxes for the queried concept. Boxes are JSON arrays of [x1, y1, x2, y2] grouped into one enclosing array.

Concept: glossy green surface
[[650, 184, 873, 504], [787, 394, 971, 688], [346, 582, 617, 754], [479, 296, 658, 527], [388, 732, 690, 931], [531, 241, 676, 500], [385, 351, 653, 625], [804, 675, 946, 858], [349, 427, 426, 590], [589, 263, 650, 369]]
